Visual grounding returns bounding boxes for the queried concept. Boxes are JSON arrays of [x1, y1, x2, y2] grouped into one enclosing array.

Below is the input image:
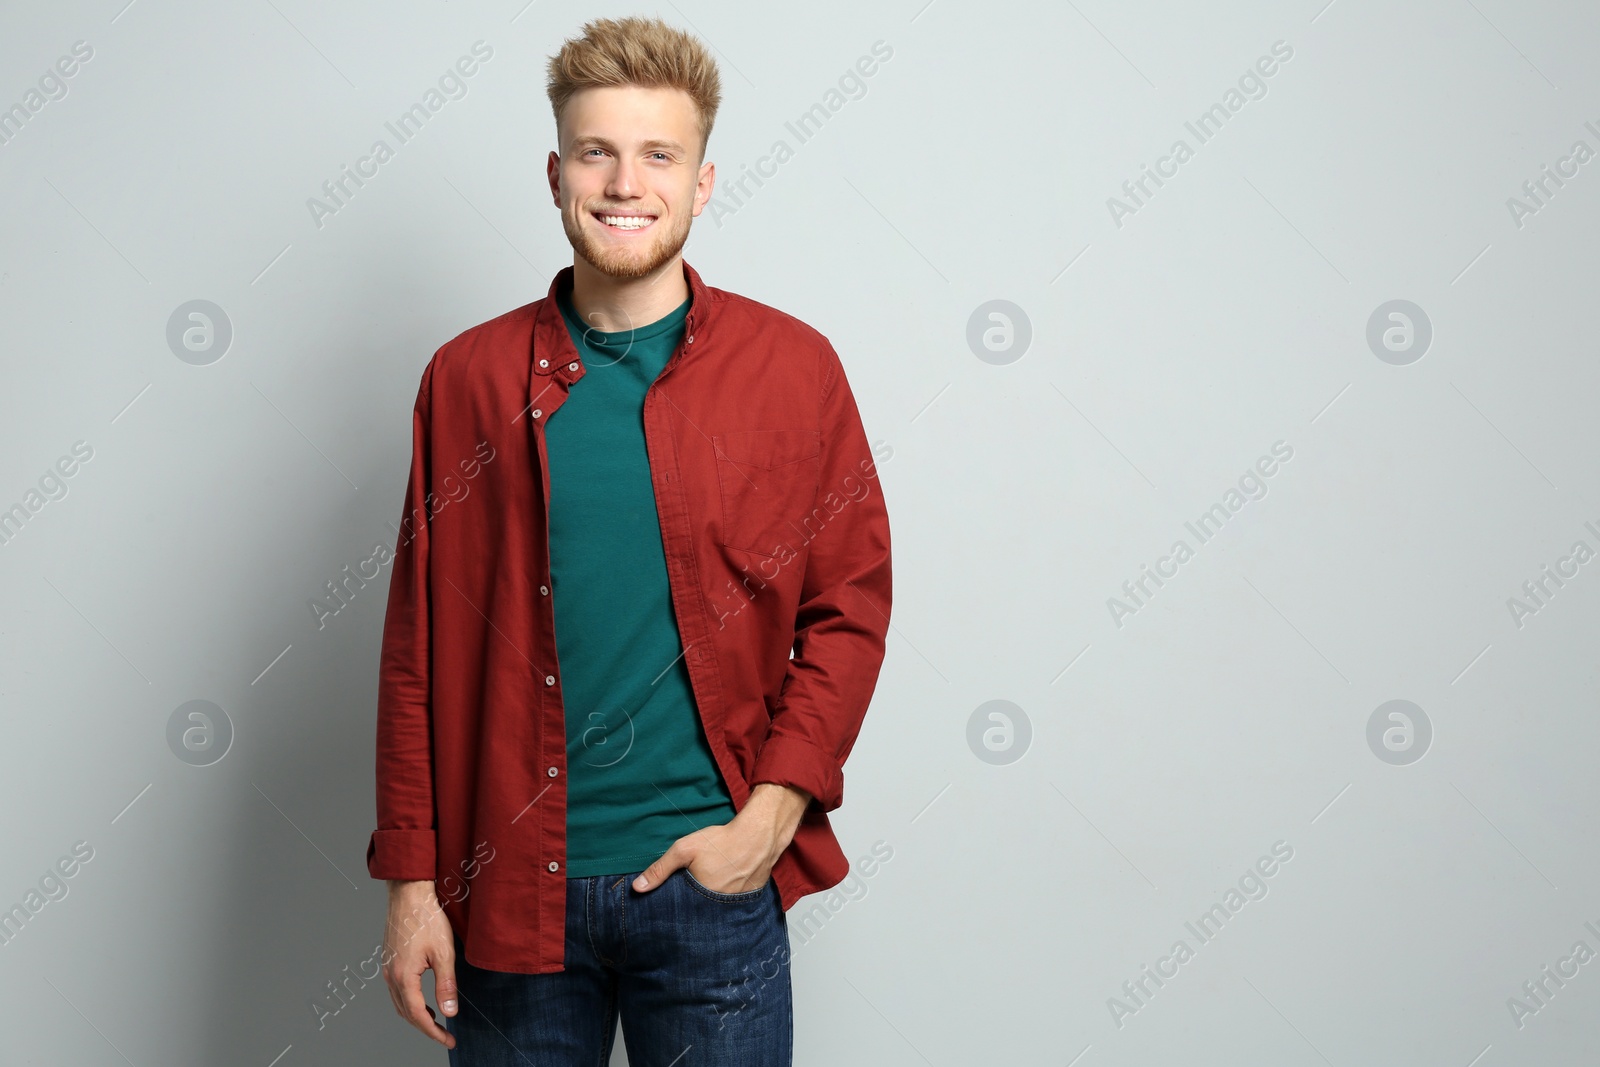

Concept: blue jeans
[[445, 867, 792, 1065]]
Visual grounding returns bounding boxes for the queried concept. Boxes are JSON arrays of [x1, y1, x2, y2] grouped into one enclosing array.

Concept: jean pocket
[[682, 866, 772, 903]]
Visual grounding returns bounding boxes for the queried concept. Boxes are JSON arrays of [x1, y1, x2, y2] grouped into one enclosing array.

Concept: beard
[[562, 202, 691, 280]]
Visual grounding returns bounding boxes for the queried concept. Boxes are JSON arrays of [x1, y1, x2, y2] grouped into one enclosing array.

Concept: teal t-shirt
[[548, 287, 738, 877]]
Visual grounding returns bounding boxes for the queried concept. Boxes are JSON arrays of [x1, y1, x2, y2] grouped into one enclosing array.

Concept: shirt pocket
[[712, 429, 821, 557]]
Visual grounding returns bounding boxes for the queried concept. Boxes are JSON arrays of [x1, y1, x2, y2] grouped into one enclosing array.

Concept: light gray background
[[2, 0, 1597, 1064]]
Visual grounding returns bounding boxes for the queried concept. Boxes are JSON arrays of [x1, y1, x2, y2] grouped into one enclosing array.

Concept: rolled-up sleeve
[[366, 360, 439, 881], [751, 341, 892, 814]]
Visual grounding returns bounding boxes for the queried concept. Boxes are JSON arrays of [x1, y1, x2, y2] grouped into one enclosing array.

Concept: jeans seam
[[584, 876, 605, 965], [617, 875, 628, 966], [595, 976, 619, 1067]]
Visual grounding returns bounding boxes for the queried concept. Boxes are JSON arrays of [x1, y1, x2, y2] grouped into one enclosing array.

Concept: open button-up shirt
[[366, 260, 893, 973]]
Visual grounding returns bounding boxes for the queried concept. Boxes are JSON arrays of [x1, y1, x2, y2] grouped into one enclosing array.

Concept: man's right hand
[[381, 879, 458, 1049]]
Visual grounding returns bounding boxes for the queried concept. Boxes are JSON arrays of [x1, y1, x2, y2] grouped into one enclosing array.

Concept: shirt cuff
[[366, 829, 437, 881], [750, 733, 843, 814]]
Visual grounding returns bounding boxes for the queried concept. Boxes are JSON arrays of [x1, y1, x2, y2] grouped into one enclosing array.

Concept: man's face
[[548, 85, 714, 280]]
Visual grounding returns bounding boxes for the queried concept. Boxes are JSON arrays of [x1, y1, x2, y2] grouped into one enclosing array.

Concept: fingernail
[[634, 875, 648, 890], [442, 1000, 456, 1012]]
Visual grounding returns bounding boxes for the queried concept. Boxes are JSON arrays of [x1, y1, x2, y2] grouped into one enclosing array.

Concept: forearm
[[740, 782, 813, 856]]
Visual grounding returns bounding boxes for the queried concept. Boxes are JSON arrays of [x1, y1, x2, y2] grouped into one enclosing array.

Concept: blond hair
[[546, 16, 722, 159]]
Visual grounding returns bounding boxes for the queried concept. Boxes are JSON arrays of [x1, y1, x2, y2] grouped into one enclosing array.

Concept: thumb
[[632, 847, 682, 892]]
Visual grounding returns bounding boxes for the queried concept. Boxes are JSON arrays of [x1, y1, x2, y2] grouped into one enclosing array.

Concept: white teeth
[[599, 215, 653, 229]]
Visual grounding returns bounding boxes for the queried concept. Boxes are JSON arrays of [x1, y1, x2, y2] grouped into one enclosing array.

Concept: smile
[[594, 213, 656, 232]]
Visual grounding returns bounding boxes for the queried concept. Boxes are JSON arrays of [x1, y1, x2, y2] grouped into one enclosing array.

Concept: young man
[[366, 16, 892, 1065]]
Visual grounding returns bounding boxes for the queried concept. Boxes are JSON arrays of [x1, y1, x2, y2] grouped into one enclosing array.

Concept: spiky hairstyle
[[546, 16, 722, 159]]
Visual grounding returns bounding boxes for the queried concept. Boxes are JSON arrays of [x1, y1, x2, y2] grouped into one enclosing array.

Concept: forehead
[[561, 84, 700, 149]]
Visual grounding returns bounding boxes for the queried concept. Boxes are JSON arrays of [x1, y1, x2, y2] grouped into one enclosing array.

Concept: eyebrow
[[570, 135, 687, 155]]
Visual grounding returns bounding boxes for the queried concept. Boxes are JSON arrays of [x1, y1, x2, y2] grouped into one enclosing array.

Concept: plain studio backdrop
[[3, 0, 1599, 1064]]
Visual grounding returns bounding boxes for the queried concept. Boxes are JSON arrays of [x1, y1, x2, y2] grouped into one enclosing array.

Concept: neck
[[567, 255, 688, 333]]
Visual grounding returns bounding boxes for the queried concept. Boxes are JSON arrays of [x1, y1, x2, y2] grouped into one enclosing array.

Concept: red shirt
[[366, 260, 893, 974]]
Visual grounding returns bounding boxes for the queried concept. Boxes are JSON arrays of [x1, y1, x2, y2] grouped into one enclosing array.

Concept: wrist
[[744, 783, 810, 843]]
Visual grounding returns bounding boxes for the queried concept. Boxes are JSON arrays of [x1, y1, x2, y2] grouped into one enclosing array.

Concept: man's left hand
[[632, 783, 811, 894]]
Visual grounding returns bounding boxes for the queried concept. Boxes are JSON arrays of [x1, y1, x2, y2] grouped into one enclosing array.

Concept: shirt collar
[[532, 259, 711, 378]]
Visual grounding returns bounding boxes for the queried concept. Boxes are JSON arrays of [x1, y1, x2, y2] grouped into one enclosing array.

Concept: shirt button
[[686, 335, 694, 344], [568, 361, 579, 371], [532, 408, 542, 419], [539, 584, 549, 595], [547, 766, 558, 777], [538, 358, 548, 368], [548, 861, 559, 873], [545, 675, 555, 685]]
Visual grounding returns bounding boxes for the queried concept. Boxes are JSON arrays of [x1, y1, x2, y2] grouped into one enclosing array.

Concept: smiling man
[[367, 16, 893, 1066]]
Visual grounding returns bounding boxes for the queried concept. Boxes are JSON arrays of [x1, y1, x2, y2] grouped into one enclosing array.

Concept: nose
[[607, 154, 642, 200]]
